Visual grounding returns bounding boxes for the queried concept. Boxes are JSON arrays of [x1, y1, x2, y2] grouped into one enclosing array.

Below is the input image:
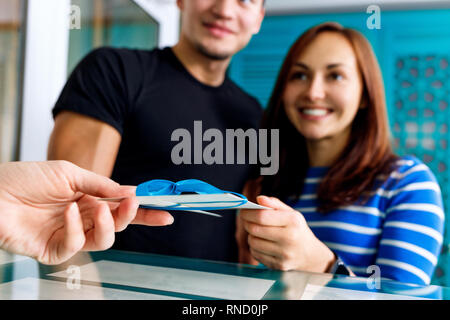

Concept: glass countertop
[[0, 249, 448, 300]]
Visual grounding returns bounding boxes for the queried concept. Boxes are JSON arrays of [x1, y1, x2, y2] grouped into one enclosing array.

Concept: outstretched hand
[[0, 161, 173, 265]]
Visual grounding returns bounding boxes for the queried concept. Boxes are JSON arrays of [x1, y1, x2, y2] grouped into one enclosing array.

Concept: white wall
[[134, 0, 180, 48], [20, 0, 71, 161]]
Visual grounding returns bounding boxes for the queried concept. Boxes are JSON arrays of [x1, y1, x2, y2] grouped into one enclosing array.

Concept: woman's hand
[[238, 195, 336, 273], [236, 209, 259, 266]]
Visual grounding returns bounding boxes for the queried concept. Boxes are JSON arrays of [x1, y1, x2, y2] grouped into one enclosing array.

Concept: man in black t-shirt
[[48, 0, 265, 263]]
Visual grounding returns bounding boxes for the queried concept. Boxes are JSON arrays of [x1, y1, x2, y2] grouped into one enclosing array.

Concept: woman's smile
[[298, 106, 334, 120]]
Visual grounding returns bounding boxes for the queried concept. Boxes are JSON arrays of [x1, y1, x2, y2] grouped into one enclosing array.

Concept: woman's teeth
[[301, 108, 329, 116]]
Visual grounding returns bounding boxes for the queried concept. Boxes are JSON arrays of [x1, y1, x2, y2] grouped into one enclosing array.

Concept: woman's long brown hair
[[257, 22, 398, 213]]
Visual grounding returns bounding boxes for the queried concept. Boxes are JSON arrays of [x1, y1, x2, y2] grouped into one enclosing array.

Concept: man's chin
[[195, 44, 234, 61]]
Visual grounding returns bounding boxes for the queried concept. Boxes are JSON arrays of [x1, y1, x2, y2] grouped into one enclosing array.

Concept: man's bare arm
[[48, 111, 122, 177]]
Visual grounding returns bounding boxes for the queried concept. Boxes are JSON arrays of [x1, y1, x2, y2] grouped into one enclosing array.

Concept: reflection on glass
[[324, 276, 443, 300], [69, 0, 159, 73], [0, 0, 24, 162]]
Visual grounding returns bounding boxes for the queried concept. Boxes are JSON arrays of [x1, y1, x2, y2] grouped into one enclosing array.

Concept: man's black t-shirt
[[53, 47, 263, 263]]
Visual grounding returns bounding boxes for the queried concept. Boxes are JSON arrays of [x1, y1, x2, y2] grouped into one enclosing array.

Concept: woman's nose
[[305, 76, 326, 101]]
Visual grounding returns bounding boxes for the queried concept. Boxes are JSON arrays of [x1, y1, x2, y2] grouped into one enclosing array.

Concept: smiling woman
[[237, 22, 445, 286], [259, 22, 393, 212], [283, 34, 365, 150]]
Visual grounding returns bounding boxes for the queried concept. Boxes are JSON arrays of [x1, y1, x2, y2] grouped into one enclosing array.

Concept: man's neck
[[171, 38, 232, 87]]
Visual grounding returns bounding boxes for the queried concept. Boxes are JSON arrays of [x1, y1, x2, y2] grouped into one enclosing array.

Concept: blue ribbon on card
[[136, 179, 248, 211]]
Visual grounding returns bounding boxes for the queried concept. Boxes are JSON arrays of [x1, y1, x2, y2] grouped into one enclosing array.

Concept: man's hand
[[0, 161, 173, 265]]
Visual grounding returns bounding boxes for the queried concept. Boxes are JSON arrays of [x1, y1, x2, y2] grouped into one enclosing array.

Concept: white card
[[100, 193, 271, 216]]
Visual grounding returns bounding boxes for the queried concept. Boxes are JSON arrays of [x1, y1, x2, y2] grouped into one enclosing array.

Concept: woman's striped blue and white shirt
[[287, 155, 445, 286]]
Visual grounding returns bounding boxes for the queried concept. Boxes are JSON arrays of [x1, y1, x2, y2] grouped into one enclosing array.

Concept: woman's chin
[[301, 131, 329, 142]]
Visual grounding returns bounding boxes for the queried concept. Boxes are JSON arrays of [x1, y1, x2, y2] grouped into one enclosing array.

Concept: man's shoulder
[[225, 79, 263, 112], [77, 46, 172, 88], [83, 46, 164, 66]]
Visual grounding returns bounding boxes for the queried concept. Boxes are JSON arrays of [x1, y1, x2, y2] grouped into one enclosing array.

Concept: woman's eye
[[329, 73, 344, 81], [291, 72, 308, 81]]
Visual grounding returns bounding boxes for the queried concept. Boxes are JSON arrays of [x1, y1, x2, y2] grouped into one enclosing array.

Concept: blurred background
[[1, 0, 450, 287]]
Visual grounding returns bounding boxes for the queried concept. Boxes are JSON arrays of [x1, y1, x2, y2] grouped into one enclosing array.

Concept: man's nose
[[211, 0, 235, 19]]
